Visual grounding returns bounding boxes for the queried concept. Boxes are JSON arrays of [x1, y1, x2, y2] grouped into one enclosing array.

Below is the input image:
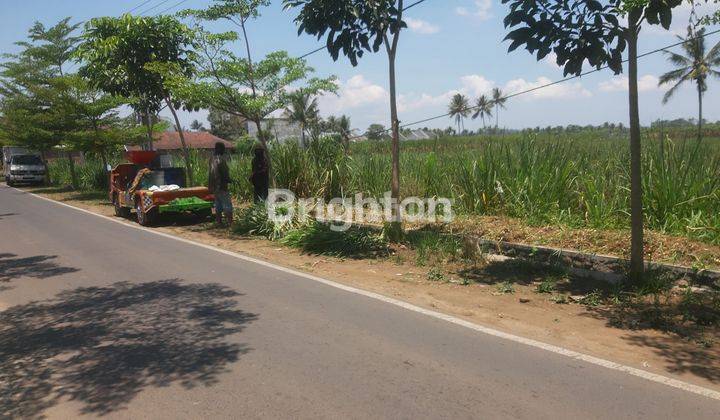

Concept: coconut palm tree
[[284, 91, 320, 148], [659, 26, 720, 141], [491, 87, 507, 131], [472, 94, 493, 129], [448, 93, 470, 134], [324, 114, 352, 150]]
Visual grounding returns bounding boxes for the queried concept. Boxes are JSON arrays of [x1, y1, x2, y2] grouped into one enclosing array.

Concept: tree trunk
[[165, 97, 195, 187], [387, 48, 402, 234], [697, 84, 703, 143], [145, 107, 154, 151], [627, 14, 644, 283], [67, 151, 79, 190]]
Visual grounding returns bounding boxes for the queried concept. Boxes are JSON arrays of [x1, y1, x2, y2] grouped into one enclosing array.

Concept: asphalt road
[[0, 184, 718, 419]]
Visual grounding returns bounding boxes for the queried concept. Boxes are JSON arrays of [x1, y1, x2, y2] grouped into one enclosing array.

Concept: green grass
[[281, 221, 389, 258], [50, 130, 720, 245]]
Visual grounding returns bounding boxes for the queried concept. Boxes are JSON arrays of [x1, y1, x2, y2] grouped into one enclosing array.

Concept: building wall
[[246, 119, 303, 145]]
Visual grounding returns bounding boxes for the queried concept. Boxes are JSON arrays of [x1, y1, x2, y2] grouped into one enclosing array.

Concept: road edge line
[[12, 185, 720, 402]]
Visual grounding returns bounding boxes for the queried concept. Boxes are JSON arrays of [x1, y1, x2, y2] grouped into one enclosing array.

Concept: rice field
[[48, 129, 720, 244]]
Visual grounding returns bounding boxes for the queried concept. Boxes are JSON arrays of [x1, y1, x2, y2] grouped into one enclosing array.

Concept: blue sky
[[1, 0, 719, 132]]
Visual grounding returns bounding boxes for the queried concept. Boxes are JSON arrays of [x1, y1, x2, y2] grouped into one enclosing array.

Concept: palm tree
[[337, 115, 351, 149], [448, 93, 470, 134], [491, 87, 507, 131], [472, 94, 493, 129], [284, 91, 320, 148], [659, 26, 720, 141]]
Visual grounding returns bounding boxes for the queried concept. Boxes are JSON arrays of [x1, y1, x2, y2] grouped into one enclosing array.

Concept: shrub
[[281, 221, 389, 258]]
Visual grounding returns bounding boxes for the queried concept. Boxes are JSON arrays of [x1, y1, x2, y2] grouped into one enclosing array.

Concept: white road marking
[[10, 185, 720, 401]]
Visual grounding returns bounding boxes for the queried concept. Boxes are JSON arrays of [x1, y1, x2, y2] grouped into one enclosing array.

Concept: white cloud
[[405, 17, 440, 35], [598, 75, 660, 93], [504, 77, 592, 100], [398, 74, 495, 112], [318, 75, 388, 112], [456, 0, 493, 20], [459, 75, 495, 96]]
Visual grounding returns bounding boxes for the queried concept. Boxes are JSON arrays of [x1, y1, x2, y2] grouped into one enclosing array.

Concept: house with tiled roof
[[126, 131, 235, 155]]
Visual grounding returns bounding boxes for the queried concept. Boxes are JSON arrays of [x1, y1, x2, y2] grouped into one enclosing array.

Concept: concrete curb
[[463, 235, 720, 288]]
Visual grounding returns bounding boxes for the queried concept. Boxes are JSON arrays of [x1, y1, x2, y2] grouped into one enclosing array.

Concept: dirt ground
[[22, 187, 720, 391]]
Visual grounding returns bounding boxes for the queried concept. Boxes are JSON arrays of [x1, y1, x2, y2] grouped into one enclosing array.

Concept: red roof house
[[127, 132, 235, 152]]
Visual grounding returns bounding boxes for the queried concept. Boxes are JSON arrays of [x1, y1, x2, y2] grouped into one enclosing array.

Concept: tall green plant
[[659, 26, 720, 142]]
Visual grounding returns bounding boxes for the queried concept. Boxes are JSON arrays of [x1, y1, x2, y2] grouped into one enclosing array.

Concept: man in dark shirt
[[208, 142, 233, 225], [250, 144, 269, 202]]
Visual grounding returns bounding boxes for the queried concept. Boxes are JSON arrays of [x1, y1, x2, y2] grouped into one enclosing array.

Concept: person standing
[[208, 142, 233, 226], [250, 144, 270, 202]]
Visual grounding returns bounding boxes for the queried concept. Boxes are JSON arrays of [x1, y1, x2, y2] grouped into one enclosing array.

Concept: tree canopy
[[77, 14, 196, 118], [502, 0, 682, 76]]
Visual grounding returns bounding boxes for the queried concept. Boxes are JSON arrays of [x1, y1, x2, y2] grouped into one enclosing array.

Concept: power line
[[153, 0, 192, 16], [351, 27, 720, 138], [298, 0, 431, 60], [138, 0, 173, 15], [126, 0, 156, 14]]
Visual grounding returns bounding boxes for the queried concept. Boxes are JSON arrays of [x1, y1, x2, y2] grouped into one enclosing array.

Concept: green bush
[[281, 221, 389, 258]]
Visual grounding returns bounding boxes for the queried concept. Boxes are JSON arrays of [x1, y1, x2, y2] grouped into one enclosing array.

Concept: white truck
[[2, 146, 46, 186]]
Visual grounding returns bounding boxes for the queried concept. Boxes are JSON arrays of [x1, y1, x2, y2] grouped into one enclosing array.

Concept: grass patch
[[427, 267, 446, 282], [496, 281, 515, 294], [281, 221, 389, 258], [405, 228, 463, 266], [535, 279, 557, 294]]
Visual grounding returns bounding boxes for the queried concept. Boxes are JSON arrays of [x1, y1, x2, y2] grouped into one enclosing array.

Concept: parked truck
[[2, 146, 46, 186], [110, 151, 214, 226]]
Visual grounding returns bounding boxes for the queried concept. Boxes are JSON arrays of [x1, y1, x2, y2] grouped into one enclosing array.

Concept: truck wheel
[[114, 197, 130, 218], [136, 202, 157, 226], [6, 180, 14, 187]]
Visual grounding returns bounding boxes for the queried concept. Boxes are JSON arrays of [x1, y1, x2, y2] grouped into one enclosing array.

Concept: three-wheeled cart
[[109, 151, 214, 226]]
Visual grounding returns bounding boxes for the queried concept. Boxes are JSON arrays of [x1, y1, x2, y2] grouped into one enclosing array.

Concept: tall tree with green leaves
[[59, 75, 145, 171], [77, 14, 198, 184], [501, 0, 683, 282], [284, 91, 320, 148], [175, 1, 335, 152], [207, 108, 247, 140], [448, 93, 470, 133], [491, 87, 507, 130], [180, 0, 270, 141], [659, 26, 720, 141], [0, 17, 82, 187], [336, 115, 352, 150], [284, 0, 408, 236], [471, 94, 493, 129]]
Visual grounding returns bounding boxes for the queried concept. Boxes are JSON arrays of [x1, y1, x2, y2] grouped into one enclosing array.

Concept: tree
[[284, 91, 320, 148], [336, 115, 352, 150], [367, 124, 387, 141], [190, 119, 207, 131], [491, 87, 507, 130], [174, 1, 335, 157], [322, 114, 352, 150], [501, 0, 683, 282], [59, 75, 144, 172], [77, 14, 198, 185], [284, 0, 408, 236], [180, 0, 271, 143], [659, 26, 720, 142], [448, 93, 470, 133], [0, 17, 82, 187], [471, 94, 493, 129], [207, 108, 247, 140]]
